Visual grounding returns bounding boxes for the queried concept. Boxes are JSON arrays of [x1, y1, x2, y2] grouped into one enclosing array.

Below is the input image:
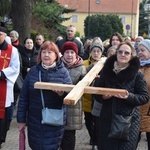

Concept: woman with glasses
[[93, 41, 149, 150]]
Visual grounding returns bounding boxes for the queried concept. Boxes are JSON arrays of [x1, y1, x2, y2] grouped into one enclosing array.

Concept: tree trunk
[[11, 0, 33, 44]]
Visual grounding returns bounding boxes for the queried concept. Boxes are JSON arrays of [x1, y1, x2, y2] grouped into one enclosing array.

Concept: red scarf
[[0, 44, 12, 118]]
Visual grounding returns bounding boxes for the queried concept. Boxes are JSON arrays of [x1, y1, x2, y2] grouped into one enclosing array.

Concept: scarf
[[113, 61, 129, 74], [61, 56, 78, 68], [41, 62, 56, 70], [140, 59, 150, 67], [12, 40, 19, 47]]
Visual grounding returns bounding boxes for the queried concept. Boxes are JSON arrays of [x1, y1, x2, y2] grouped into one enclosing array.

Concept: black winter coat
[[93, 55, 149, 150], [17, 60, 72, 150], [20, 47, 38, 79]]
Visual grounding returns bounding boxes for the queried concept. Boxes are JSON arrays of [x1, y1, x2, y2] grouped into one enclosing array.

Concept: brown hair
[[37, 41, 60, 64], [109, 32, 123, 46]]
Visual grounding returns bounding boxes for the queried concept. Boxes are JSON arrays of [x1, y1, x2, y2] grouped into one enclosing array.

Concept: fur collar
[[102, 55, 140, 82]]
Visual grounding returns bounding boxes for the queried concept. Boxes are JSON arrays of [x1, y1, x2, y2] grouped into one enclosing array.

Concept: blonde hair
[[117, 41, 137, 57]]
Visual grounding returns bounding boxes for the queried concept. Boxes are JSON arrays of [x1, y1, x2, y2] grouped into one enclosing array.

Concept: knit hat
[[0, 22, 8, 34], [139, 39, 150, 51], [0, 26, 7, 34], [136, 36, 144, 41], [90, 42, 104, 53], [61, 41, 78, 55]]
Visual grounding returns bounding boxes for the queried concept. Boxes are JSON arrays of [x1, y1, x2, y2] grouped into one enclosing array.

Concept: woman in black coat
[[17, 41, 72, 150], [93, 41, 149, 150], [20, 37, 38, 79]]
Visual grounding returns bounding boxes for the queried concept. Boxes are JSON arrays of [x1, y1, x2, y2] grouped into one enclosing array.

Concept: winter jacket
[[63, 56, 87, 130], [82, 57, 94, 112], [93, 55, 149, 150], [140, 63, 150, 132], [19, 46, 38, 79], [17, 60, 72, 150]]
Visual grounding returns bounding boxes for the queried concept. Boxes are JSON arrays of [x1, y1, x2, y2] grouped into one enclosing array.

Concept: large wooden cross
[[34, 57, 126, 105]]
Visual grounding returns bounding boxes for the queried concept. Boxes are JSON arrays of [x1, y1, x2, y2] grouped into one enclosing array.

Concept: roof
[[57, 0, 139, 14]]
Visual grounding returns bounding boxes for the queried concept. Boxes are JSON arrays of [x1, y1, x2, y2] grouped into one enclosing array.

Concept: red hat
[[61, 41, 78, 55]]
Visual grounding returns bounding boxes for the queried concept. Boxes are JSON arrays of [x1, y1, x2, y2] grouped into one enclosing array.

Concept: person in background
[[93, 41, 149, 150], [17, 41, 72, 150], [8, 30, 24, 128], [138, 39, 150, 149], [60, 41, 87, 150], [20, 37, 38, 79], [10, 30, 24, 53], [82, 38, 93, 60], [107, 46, 116, 58], [35, 34, 45, 51], [103, 32, 123, 56], [56, 25, 84, 58], [83, 42, 105, 150], [0, 25, 20, 149], [134, 36, 144, 54]]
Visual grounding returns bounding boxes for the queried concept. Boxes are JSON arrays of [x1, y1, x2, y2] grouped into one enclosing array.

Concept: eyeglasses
[[117, 50, 131, 56]]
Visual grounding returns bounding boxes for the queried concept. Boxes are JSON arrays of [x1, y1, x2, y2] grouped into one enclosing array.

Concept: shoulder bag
[[108, 100, 133, 141], [39, 70, 64, 126]]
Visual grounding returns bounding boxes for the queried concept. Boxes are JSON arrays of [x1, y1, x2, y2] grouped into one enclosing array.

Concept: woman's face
[[63, 50, 76, 63], [117, 44, 132, 66], [41, 49, 57, 66], [111, 36, 120, 46], [138, 45, 150, 60], [90, 47, 102, 61], [24, 39, 34, 50]]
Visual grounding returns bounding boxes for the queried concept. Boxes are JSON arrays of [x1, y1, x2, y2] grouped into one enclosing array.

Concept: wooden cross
[[34, 57, 126, 105]]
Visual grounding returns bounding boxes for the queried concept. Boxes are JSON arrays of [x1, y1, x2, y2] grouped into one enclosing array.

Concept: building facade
[[57, 0, 140, 38]]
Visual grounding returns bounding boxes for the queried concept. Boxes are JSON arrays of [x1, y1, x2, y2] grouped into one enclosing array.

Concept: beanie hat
[[0, 22, 8, 34], [90, 42, 104, 53], [61, 41, 78, 55], [0, 26, 7, 34], [139, 39, 150, 51], [136, 36, 144, 41]]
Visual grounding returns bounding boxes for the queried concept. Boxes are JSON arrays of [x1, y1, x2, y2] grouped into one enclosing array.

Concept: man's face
[[66, 27, 76, 40], [36, 35, 44, 46], [0, 32, 6, 44], [10, 33, 18, 42]]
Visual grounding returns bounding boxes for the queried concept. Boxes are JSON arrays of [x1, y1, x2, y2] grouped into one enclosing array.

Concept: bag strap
[[39, 70, 45, 109]]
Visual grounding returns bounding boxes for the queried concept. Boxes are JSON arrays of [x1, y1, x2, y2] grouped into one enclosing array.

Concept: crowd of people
[[0, 22, 150, 150]]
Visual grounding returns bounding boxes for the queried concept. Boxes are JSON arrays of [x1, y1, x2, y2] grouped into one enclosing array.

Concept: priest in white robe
[[0, 25, 20, 148]]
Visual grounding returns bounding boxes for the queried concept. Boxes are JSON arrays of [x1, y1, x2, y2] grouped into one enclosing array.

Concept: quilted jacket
[[17, 60, 72, 150], [63, 56, 87, 130], [93, 55, 149, 150]]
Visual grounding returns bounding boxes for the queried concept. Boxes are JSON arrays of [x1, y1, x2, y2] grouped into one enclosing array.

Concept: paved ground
[[0, 109, 148, 150]]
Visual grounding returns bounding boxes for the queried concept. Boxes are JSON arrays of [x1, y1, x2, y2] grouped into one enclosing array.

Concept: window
[[120, 16, 126, 24], [96, 0, 100, 4], [72, 14, 78, 23]]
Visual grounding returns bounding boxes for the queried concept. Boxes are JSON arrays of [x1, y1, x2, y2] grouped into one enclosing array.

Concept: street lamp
[[144, 0, 150, 38], [88, 0, 91, 38]]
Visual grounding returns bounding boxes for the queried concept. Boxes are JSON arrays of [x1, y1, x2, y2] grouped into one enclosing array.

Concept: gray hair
[[10, 30, 19, 38]]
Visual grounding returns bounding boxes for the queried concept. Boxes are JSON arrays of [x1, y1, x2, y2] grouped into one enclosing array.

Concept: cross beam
[[34, 58, 126, 105], [34, 82, 127, 105]]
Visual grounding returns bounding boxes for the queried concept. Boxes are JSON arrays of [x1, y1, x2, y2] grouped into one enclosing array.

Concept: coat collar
[[102, 55, 140, 82]]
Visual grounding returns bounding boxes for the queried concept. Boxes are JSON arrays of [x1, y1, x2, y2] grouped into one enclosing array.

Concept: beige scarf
[[113, 61, 129, 74]]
